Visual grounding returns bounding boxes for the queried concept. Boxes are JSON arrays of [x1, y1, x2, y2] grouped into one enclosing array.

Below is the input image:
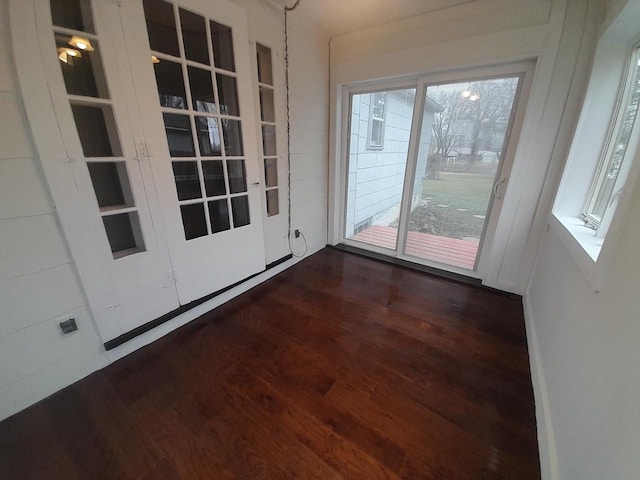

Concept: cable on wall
[[284, 0, 303, 257]]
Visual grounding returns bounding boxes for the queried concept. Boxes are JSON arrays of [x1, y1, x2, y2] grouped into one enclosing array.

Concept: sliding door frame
[[338, 61, 535, 281]]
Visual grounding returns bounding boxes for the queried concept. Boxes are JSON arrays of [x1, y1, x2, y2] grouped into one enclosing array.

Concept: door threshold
[[330, 243, 520, 299]]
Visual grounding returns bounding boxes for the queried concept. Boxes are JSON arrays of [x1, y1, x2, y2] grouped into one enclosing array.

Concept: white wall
[[328, 0, 601, 294], [525, 1, 640, 478], [0, 0, 329, 421], [0, 0, 108, 421], [287, 10, 330, 255], [525, 177, 640, 478]]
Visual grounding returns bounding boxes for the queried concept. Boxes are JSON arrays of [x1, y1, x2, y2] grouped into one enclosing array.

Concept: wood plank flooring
[[0, 248, 540, 479]]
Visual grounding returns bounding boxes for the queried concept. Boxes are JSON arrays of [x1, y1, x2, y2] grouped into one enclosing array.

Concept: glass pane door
[[142, 0, 250, 241], [120, 0, 265, 305], [403, 77, 519, 270], [345, 88, 416, 250]]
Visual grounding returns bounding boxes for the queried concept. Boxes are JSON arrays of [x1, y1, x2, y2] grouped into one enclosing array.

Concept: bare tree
[[460, 79, 518, 159], [431, 90, 464, 158], [430, 79, 517, 166]]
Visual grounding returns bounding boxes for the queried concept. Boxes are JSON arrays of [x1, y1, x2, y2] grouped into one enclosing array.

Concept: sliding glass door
[[343, 65, 529, 277], [403, 77, 519, 270]]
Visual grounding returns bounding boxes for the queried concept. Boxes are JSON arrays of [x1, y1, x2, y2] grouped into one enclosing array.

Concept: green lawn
[[422, 172, 494, 216]]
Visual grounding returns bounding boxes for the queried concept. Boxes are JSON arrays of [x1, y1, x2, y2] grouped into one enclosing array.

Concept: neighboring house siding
[[346, 90, 435, 237]]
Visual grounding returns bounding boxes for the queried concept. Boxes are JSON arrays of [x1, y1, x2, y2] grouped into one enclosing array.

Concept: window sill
[[549, 214, 606, 292]]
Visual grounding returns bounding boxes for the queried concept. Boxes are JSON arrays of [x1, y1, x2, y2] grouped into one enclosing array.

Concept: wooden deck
[[351, 225, 479, 270]]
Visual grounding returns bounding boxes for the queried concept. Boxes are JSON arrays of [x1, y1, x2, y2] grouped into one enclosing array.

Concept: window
[[255, 43, 279, 216], [550, 1, 640, 289], [367, 92, 386, 149], [582, 46, 640, 231]]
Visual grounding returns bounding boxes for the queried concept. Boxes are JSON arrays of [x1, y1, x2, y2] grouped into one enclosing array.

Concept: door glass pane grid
[[50, 0, 145, 258], [147, 2, 247, 239], [255, 43, 279, 217]]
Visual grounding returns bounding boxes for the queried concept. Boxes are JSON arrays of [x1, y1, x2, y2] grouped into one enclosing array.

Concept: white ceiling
[[282, 0, 477, 36]]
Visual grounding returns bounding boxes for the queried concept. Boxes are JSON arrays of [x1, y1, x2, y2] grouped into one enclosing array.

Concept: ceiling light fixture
[[68, 36, 94, 52], [151, 55, 160, 64], [58, 47, 81, 64]]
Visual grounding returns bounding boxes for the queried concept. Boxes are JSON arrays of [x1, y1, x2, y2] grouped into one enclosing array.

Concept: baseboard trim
[[104, 254, 293, 351], [523, 294, 559, 480]]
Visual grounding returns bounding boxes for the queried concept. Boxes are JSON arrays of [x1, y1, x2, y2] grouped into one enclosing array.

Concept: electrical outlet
[[294, 229, 300, 238], [59, 317, 78, 335]]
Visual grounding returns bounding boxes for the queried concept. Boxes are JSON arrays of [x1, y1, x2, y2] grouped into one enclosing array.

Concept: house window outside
[[583, 46, 640, 231], [367, 92, 386, 149]]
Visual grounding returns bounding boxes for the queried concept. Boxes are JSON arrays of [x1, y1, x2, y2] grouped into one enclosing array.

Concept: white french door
[[119, 0, 265, 304], [343, 63, 532, 280], [15, 0, 265, 343]]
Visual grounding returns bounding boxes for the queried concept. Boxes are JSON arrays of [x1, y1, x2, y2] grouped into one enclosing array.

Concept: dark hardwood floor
[[0, 248, 540, 479]]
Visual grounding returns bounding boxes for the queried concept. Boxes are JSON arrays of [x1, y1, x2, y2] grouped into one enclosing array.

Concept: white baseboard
[[523, 294, 560, 480]]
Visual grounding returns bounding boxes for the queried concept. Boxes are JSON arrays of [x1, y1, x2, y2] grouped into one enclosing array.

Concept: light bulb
[[461, 90, 471, 98], [470, 94, 479, 101], [68, 36, 94, 52], [58, 47, 81, 64]]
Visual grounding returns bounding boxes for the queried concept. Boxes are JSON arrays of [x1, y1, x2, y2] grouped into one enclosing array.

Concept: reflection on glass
[[154, 60, 186, 109], [180, 203, 208, 239], [87, 162, 131, 208], [222, 119, 243, 156], [210, 20, 235, 72], [231, 195, 250, 227], [262, 125, 276, 156], [188, 66, 216, 113], [259, 87, 275, 122], [172, 161, 202, 200], [216, 74, 239, 116], [163, 113, 195, 157], [202, 160, 226, 196], [50, 0, 95, 33], [71, 104, 122, 157], [143, 0, 180, 57], [196, 116, 222, 156], [55, 34, 107, 98], [264, 158, 277, 188], [256, 43, 272, 85], [179, 8, 209, 65], [266, 189, 279, 217], [227, 160, 246, 193], [208, 199, 230, 233], [590, 51, 640, 221]]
